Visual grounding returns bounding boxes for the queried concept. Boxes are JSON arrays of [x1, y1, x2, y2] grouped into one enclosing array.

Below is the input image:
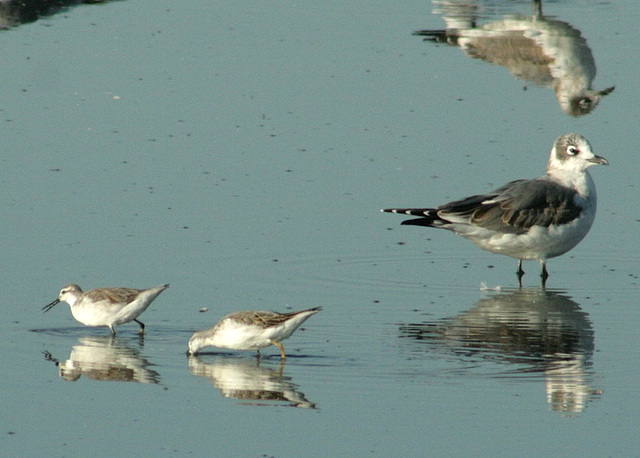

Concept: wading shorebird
[[43, 284, 169, 335], [188, 307, 322, 359]]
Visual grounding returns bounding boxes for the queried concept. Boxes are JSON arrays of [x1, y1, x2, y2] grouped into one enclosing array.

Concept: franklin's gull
[[383, 133, 608, 283]]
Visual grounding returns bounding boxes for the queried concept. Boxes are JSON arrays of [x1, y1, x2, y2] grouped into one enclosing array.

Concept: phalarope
[[188, 307, 322, 358], [43, 284, 169, 335]]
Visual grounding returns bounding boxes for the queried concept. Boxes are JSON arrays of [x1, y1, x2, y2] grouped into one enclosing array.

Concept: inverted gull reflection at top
[[0, 0, 111, 30], [417, 0, 614, 116]]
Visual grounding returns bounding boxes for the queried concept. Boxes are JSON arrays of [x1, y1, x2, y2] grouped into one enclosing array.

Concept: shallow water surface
[[2, 0, 640, 456]]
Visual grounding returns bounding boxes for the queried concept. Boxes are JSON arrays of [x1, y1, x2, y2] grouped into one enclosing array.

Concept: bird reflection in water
[[417, 0, 614, 116], [0, 0, 109, 30], [43, 335, 160, 384], [398, 288, 602, 414], [188, 356, 316, 409]]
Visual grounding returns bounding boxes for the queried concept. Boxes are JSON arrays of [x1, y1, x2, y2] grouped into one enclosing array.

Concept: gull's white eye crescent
[[567, 146, 579, 155]]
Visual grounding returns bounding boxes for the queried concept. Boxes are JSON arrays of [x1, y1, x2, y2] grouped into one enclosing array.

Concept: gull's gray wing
[[442, 179, 583, 234]]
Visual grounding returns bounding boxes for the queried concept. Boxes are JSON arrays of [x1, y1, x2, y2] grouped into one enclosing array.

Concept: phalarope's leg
[[271, 341, 286, 360]]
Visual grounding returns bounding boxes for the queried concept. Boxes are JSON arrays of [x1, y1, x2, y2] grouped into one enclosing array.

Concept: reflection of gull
[[417, 0, 614, 116], [188, 356, 316, 408], [398, 288, 601, 414], [0, 0, 110, 30], [43, 336, 160, 384]]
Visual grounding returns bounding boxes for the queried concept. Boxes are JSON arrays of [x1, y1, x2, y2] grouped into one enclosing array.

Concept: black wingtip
[[383, 208, 434, 217], [400, 218, 437, 227], [382, 208, 415, 215]]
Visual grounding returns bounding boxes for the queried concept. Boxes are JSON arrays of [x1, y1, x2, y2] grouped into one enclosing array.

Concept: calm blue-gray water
[[2, 0, 639, 456]]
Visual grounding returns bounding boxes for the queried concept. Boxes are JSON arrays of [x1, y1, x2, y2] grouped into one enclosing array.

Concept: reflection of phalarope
[[383, 134, 608, 283], [43, 284, 169, 335], [188, 356, 316, 408], [417, 0, 614, 116], [188, 307, 322, 359], [44, 336, 161, 383]]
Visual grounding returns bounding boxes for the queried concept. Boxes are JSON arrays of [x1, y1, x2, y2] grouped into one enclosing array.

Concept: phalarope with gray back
[[43, 284, 169, 335], [188, 307, 322, 359]]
